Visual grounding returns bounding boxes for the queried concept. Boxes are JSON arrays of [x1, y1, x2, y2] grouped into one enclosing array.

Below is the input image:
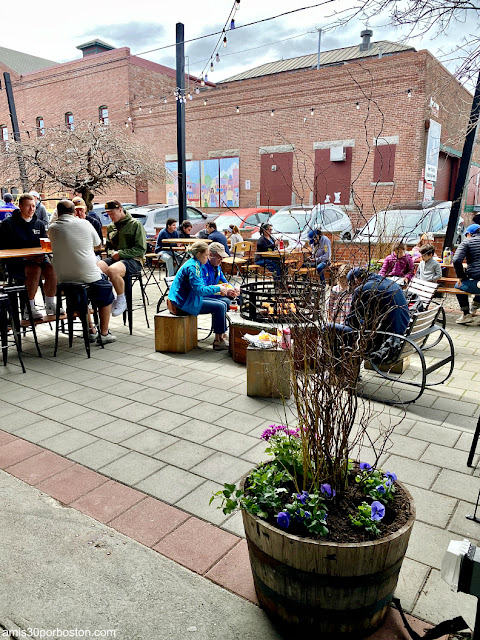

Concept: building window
[[99, 106, 109, 125], [36, 117, 45, 137], [65, 112, 74, 131], [373, 144, 396, 183], [0, 125, 8, 150]]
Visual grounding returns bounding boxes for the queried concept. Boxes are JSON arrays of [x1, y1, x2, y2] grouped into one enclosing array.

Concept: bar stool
[[0, 293, 26, 372], [0, 284, 42, 357], [123, 271, 149, 335], [54, 283, 103, 358]]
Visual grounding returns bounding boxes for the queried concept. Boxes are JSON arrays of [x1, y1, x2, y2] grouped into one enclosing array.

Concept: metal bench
[[361, 305, 455, 405]]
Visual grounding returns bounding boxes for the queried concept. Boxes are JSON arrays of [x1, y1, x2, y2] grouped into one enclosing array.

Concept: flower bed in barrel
[[211, 275, 416, 638]]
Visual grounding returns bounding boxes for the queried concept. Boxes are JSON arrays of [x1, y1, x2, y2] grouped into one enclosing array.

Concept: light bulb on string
[[303, 117, 307, 123], [210, 62, 214, 72], [125, 122, 129, 128], [187, 92, 192, 100], [149, 108, 152, 113], [235, 0, 240, 8], [223, 36, 227, 47], [236, 106, 240, 113], [270, 109, 275, 117], [356, 102, 360, 110], [204, 98, 208, 106], [201, 77, 205, 87], [164, 98, 167, 104], [215, 53, 220, 63], [230, 19, 235, 29], [204, 74, 208, 82], [195, 86, 200, 94], [407, 89, 412, 98], [310, 107, 314, 116], [127, 116, 132, 121], [138, 106, 142, 112]]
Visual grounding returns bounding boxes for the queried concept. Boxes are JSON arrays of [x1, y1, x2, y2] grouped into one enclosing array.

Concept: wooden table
[[0, 247, 49, 259], [255, 249, 305, 259], [160, 238, 212, 246]]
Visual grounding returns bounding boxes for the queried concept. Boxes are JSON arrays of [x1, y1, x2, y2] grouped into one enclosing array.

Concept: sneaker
[[23, 305, 43, 321], [89, 329, 98, 343], [111, 296, 127, 317], [456, 313, 475, 324], [213, 339, 229, 351], [97, 331, 117, 345], [45, 302, 65, 316]]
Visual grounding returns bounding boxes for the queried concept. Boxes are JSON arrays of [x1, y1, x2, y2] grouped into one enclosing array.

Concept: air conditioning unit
[[330, 146, 346, 162]]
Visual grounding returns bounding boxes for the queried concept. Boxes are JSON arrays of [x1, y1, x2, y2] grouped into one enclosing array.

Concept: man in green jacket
[[97, 200, 146, 317]]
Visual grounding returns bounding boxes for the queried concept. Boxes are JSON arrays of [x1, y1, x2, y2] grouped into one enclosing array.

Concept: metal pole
[[3, 72, 28, 192], [444, 69, 480, 250], [175, 22, 187, 224], [316, 28, 322, 70]]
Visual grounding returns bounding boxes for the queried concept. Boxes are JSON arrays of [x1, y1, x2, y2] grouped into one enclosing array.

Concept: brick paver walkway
[[1, 290, 479, 634]]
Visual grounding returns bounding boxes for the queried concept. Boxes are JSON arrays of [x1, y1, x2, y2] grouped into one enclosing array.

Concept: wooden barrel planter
[[242, 484, 415, 638]]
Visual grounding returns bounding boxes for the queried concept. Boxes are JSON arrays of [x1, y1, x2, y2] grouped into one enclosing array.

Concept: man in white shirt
[[49, 200, 116, 344]]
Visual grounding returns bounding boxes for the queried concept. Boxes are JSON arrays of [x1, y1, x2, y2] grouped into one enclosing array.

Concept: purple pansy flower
[[359, 462, 372, 471], [261, 424, 301, 441], [276, 511, 291, 529], [320, 484, 336, 499], [376, 484, 386, 495], [384, 471, 397, 481], [371, 501, 385, 521], [304, 511, 312, 519], [296, 490, 309, 504]]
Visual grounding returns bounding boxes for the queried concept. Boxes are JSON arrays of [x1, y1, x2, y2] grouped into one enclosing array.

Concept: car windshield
[[271, 213, 315, 235], [359, 210, 431, 239], [215, 215, 242, 231]]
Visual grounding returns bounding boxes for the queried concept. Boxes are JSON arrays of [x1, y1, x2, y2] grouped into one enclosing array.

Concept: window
[[0, 125, 8, 150], [65, 112, 74, 131], [244, 214, 261, 228], [99, 106, 109, 125], [186, 207, 203, 220], [373, 144, 396, 182], [323, 209, 343, 225], [257, 212, 272, 224], [36, 117, 45, 137], [154, 211, 168, 225]]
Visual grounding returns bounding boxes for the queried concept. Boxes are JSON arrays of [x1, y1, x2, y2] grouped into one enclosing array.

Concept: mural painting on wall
[[165, 162, 178, 205], [219, 157, 240, 207], [201, 159, 220, 207], [166, 157, 240, 207]]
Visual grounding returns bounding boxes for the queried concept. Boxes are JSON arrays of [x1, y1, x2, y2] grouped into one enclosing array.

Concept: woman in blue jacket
[[168, 241, 230, 350]]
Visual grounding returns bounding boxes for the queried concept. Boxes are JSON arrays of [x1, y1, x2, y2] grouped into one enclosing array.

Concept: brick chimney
[[359, 29, 373, 52], [76, 39, 114, 57]]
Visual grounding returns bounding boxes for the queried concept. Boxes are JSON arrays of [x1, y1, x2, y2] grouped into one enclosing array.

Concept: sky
[[7, 0, 476, 84]]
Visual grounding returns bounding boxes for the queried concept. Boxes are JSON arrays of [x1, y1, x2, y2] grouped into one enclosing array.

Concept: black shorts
[[88, 274, 115, 309], [104, 257, 142, 277]]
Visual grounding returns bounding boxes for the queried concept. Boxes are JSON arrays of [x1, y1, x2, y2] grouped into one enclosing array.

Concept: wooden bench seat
[[154, 309, 197, 353]]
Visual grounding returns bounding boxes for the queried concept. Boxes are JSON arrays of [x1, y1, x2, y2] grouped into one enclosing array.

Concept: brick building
[[1, 33, 479, 223]]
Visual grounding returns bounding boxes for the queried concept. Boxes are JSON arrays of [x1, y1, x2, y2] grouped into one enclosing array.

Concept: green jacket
[[106, 212, 146, 264]]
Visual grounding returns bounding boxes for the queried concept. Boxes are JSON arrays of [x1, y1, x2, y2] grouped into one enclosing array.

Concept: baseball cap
[[29, 190, 40, 199], [3, 193, 13, 202], [346, 267, 368, 283], [465, 223, 480, 235], [72, 197, 86, 209], [104, 200, 122, 210], [208, 242, 228, 258]]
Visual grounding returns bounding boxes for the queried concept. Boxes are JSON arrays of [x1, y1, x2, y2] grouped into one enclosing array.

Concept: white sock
[[116, 293, 126, 303], [29, 299, 36, 308], [45, 296, 55, 305]]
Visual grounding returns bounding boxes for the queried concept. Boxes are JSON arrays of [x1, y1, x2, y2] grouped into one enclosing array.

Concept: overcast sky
[[9, 0, 476, 84]]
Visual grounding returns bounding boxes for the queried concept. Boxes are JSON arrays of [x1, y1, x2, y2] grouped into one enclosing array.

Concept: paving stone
[[36, 464, 108, 503], [153, 363, 189, 378], [383, 434, 429, 460], [205, 539, 257, 604], [443, 412, 479, 431], [455, 431, 474, 452], [0, 431, 16, 446], [191, 452, 254, 484], [39, 402, 86, 422], [14, 419, 70, 444], [122, 388, 169, 405], [63, 409, 116, 432], [407, 521, 463, 570], [222, 395, 273, 414], [240, 441, 273, 465], [413, 568, 477, 629], [169, 419, 224, 444], [137, 410, 188, 432], [40, 429, 99, 456], [41, 381, 85, 398], [433, 469, 480, 502], [122, 429, 179, 456], [2, 386, 44, 405], [180, 401, 232, 423], [213, 411, 268, 434], [403, 483, 457, 528], [0, 402, 18, 418], [404, 405, 449, 426], [60, 388, 106, 405], [176, 480, 230, 526], [154, 395, 202, 414], [154, 440, 215, 470], [135, 465, 204, 503], [110, 401, 159, 423], [0, 439, 43, 468], [26, 395, 66, 413], [67, 440, 128, 469], [0, 408, 46, 433], [88, 395, 134, 414], [91, 420, 146, 443], [109, 496, 190, 547], [420, 443, 476, 474], [7, 450, 74, 485], [70, 480, 144, 523], [99, 451, 165, 485], [142, 375, 183, 391], [407, 423, 461, 447], [432, 396, 479, 417], [379, 455, 440, 490], [205, 430, 259, 457], [447, 500, 480, 541], [393, 558, 429, 613], [221, 511, 246, 538]]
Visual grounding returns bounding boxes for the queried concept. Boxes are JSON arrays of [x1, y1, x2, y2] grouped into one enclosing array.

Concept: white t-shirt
[[49, 215, 102, 284]]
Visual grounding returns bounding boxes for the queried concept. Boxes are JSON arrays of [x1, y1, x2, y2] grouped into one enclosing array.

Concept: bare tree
[[2, 122, 164, 209]]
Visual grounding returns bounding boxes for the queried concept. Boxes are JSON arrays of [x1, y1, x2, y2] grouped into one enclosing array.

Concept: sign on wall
[[425, 119, 442, 182]]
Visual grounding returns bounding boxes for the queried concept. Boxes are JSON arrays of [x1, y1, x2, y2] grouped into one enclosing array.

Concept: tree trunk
[[78, 187, 94, 211]]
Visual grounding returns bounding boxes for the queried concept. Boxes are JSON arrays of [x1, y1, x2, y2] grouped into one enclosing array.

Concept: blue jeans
[[199, 298, 228, 334], [455, 279, 480, 312], [316, 261, 329, 283]]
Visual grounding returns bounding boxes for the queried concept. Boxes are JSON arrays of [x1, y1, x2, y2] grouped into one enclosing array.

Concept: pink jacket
[[379, 253, 415, 281]]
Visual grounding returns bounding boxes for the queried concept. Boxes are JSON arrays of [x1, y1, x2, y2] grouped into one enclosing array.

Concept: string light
[[204, 98, 208, 105], [303, 116, 307, 123], [164, 98, 167, 103], [210, 61, 214, 72], [230, 19, 235, 29], [235, 0, 240, 8], [270, 109, 275, 116], [215, 52, 220, 63], [356, 102, 360, 110], [188, 92, 192, 100], [149, 108, 152, 113], [223, 36, 227, 47], [201, 77, 205, 86], [127, 116, 132, 121], [407, 88, 412, 98], [236, 105, 240, 113], [138, 106, 142, 111], [125, 122, 129, 128], [204, 74, 208, 82], [310, 107, 314, 116], [195, 86, 200, 94]]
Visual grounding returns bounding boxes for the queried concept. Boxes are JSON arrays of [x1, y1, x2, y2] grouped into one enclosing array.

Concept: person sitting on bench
[[379, 241, 415, 285], [453, 223, 480, 325], [417, 244, 442, 282]]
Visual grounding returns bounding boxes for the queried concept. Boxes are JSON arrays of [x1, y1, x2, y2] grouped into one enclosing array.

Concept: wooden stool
[[246, 346, 291, 398], [155, 310, 198, 353]]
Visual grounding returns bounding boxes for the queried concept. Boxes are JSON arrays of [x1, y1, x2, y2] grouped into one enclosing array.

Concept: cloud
[[81, 22, 166, 50]]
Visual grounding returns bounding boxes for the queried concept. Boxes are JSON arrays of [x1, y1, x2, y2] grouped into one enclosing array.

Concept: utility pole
[[175, 22, 187, 224], [444, 69, 480, 250], [316, 28, 322, 70], [3, 72, 28, 192]]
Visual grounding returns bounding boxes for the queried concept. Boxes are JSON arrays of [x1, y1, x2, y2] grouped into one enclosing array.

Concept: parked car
[[125, 204, 217, 236], [214, 208, 276, 234], [354, 201, 463, 245], [91, 202, 137, 226], [252, 204, 353, 248]]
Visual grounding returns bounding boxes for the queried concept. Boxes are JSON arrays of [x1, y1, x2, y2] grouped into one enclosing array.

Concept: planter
[[241, 482, 415, 638]]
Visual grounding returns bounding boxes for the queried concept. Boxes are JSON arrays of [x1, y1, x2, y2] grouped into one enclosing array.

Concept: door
[[260, 153, 293, 206]]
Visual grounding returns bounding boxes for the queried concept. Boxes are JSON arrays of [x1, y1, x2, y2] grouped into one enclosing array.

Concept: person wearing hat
[[453, 223, 480, 324], [306, 228, 331, 283], [29, 191, 49, 227], [0, 193, 16, 221], [97, 200, 147, 317], [202, 241, 240, 309], [72, 197, 103, 239]]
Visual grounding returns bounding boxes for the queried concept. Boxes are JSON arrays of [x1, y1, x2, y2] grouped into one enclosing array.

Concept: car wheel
[[342, 232, 351, 241]]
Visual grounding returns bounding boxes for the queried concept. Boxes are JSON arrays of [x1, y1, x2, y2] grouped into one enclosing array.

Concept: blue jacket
[[208, 230, 230, 256], [203, 260, 228, 286], [347, 273, 410, 335], [156, 228, 179, 252], [168, 257, 221, 315]]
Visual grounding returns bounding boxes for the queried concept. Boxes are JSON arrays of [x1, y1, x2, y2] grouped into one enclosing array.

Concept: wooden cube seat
[[154, 310, 198, 353]]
